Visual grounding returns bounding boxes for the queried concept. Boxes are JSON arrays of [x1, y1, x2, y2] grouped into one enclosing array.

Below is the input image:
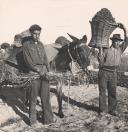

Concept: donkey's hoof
[[58, 112, 64, 118]]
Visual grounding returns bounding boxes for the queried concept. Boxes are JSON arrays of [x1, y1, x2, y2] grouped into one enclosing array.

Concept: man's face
[[112, 39, 122, 48], [31, 30, 41, 42]]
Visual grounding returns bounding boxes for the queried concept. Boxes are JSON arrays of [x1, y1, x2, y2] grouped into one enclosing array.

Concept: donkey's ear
[[53, 47, 61, 52], [67, 33, 79, 42], [52, 42, 62, 47], [81, 35, 87, 43]]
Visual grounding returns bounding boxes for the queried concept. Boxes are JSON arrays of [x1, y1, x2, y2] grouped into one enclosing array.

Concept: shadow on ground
[[0, 87, 30, 125]]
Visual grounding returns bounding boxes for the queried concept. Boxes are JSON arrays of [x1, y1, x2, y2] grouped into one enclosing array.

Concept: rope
[[67, 45, 75, 62], [67, 73, 71, 121]]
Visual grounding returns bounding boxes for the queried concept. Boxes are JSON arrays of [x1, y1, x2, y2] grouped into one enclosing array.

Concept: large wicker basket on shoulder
[[89, 8, 118, 48]]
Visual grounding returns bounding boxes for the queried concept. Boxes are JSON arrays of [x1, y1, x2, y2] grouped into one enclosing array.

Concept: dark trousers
[[29, 78, 53, 124], [98, 69, 117, 113]]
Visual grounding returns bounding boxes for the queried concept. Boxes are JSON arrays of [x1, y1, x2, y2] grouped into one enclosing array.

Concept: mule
[[49, 36, 90, 117]]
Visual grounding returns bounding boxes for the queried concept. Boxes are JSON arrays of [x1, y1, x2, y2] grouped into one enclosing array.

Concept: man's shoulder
[[38, 41, 44, 45], [38, 41, 45, 48], [22, 39, 34, 47]]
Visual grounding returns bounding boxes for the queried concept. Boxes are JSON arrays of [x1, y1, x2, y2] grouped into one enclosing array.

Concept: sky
[[0, 0, 128, 51]]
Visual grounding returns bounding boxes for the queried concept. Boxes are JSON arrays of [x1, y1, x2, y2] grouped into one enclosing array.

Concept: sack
[[69, 61, 81, 76], [14, 29, 31, 47]]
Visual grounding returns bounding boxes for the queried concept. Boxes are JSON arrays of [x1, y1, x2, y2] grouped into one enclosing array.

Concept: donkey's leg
[[24, 86, 30, 106], [57, 79, 64, 118], [84, 72, 90, 87]]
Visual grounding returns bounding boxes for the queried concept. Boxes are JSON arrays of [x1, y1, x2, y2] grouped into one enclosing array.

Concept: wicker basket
[[88, 8, 118, 48]]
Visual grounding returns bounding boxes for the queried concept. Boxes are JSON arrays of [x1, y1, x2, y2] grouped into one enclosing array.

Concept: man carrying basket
[[89, 8, 128, 116], [98, 23, 128, 116]]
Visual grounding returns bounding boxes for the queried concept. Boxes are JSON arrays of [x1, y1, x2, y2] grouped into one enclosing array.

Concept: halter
[[68, 45, 77, 61], [67, 44, 84, 72]]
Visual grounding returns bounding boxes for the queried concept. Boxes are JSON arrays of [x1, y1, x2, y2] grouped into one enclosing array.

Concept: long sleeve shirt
[[22, 38, 50, 74]]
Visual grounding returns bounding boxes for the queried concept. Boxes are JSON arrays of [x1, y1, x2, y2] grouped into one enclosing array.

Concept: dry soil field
[[0, 84, 128, 132]]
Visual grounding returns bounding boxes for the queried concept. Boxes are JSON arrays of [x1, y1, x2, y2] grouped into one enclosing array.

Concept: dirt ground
[[0, 84, 128, 132]]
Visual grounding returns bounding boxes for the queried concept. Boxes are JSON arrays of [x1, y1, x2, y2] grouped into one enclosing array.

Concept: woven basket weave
[[89, 8, 118, 48]]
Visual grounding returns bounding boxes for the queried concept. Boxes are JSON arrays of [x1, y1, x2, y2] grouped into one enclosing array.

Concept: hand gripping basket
[[88, 8, 118, 48]]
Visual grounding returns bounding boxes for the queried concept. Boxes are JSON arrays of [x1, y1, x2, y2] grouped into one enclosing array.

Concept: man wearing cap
[[0, 43, 10, 59], [98, 23, 128, 116], [22, 24, 54, 126]]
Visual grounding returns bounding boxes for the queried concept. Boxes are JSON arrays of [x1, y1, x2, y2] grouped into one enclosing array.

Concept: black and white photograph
[[0, 0, 128, 131]]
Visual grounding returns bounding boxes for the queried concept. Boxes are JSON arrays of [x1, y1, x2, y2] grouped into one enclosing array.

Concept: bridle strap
[[67, 45, 75, 62], [75, 45, 86, 70]]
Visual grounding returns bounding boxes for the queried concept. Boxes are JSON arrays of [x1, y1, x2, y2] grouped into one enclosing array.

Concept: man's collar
[[34, 41, 38, 44]]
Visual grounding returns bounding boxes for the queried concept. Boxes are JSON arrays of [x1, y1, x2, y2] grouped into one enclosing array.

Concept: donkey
[[49, 34, 90, 117]]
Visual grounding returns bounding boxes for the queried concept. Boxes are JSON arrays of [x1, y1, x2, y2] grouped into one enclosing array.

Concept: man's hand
[[117, 23, 126, 30], [118, 23, 127, 38], [39, 70, 47, 77], [39, 65, 49, 80], [39, 71, 50, 80]]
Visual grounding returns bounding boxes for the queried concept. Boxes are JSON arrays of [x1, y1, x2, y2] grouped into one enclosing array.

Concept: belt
[[100, 65, 118, 72]]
